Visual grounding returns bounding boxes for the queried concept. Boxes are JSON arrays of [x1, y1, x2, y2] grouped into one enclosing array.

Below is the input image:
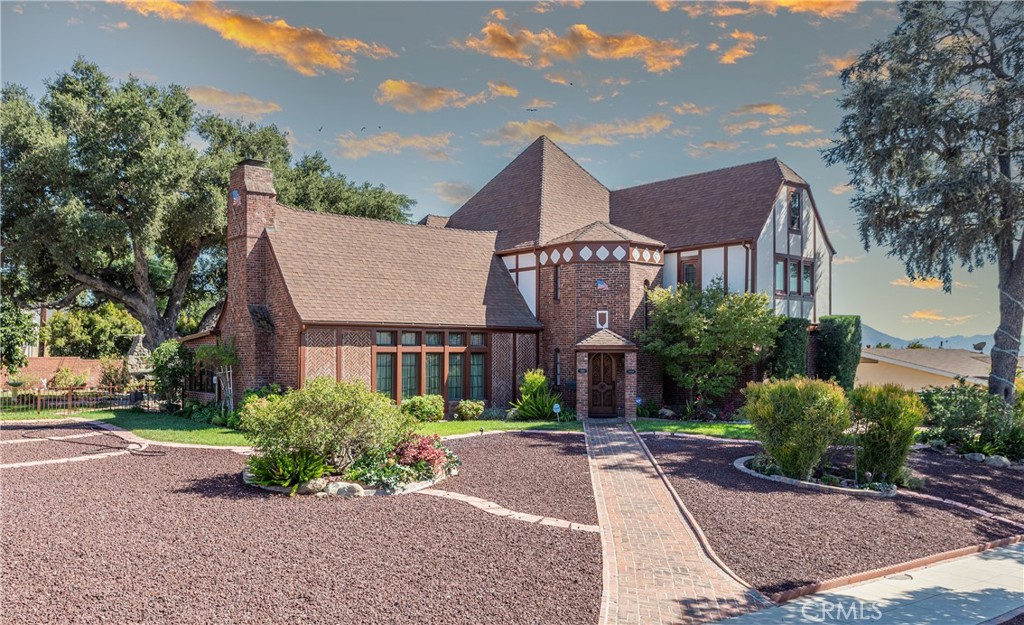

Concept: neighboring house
[[0, 357, 102, 389], [856, 348, 996, 390], [19, 306, 56, 358], [185, 136, 834, 419]]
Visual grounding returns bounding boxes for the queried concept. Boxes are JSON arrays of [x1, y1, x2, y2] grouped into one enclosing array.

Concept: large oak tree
[[826, 0, 1024, 402], [2, 60, 414, 349]]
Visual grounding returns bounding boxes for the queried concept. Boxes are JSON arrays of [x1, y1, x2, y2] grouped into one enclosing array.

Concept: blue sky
[[0, 0, 997, 339]]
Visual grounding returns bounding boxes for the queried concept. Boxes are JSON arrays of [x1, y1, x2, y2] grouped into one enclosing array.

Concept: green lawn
[[415, 419, 582, 437], [0, 407, 86, 420], [97, 411, 250, 446], [632, 418, 758, 440]]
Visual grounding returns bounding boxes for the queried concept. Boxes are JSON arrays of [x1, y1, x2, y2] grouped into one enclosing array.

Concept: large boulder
[[658, 408, 676, 419], [296, 478, 328, 494], [325, 481, 364, 497], [984, 455, 1012, 469], [964, 453, 986, 462]]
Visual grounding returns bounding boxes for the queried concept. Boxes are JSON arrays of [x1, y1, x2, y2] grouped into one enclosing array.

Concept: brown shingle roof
[[610, 158, 817, 251], [860, 348, 994, 385], [266, 206, 541, 329], [417, 214, 450, 228], [545, 221, 664, 246], [576, 329, 637, 351], [446, 136, 609, 250]]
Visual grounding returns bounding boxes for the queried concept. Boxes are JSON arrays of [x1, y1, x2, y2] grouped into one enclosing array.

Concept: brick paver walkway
[[585, 420, 768, 625]]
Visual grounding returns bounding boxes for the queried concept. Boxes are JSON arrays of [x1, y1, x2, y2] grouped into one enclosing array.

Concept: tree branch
[[161, 243, 202, 324], [66, 268, 148, 317]]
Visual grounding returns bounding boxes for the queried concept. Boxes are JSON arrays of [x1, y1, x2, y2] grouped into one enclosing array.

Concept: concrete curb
[[733, 455, 894, 497], [630, 424, 773, 607], [769, 535, 1024, 604]]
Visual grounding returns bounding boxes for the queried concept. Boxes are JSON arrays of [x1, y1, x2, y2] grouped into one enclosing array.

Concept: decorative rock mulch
[[733, 455, 897, 497], [241, 467, 451, 497]]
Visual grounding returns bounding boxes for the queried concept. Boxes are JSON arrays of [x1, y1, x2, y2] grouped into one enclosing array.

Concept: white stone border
[[241, 467, 450, 497], [0, 426, 149, 470], [440, 428, 585, 441], [733, 455, 895, 497], [417, 488, 599, 532]]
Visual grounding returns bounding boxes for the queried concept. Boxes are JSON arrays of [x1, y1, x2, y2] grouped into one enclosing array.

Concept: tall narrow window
[[425, 353, 442, 395], [775, 258, 786, 293], [375, 331, 395, 346], [643, 279, 650, 329], [553, 265, 560, 300], [789, 191, 802, 230], [401, 331, 419, 346], [680, 256, 700, 289], [448, 353, 464, 401], [789, 261, 800, 294], [470, 332, 486, 346], [401, 353, 419, 399], [448, 333, 465, 347], [554, 348, 562, 386], [802, 262, 813, 295], [469, 353, 486, 400], [376, 353, 395, 399]]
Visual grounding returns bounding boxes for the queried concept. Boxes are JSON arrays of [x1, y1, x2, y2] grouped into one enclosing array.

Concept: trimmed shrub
[[400, 394, 445, 422], [240, 377, 412, 470], [920, 381, 1014, 448], [455, 399, 485, 421], [99, 357, 131, 388], [766, 317, 810, 379], [51, 367, 88, 389], [511, 368, 561, 420], [741, 376, 851, 480], [346, 433, 461, 491], [247, 449, 334, 496], [849, 384, 925, 483], [816, 315, 862, 391], [150, 339, 194, 405]]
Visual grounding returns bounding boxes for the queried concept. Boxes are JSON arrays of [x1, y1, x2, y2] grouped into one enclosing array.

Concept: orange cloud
[[681, 0, 859, 19], [688, 139, 743, 157], [187, 86, 281, 120], [99, 20, 130, 31], [724, 119, 764, 135], [724, 102, 793, 118], [110, 0, 393, 75], [433, 181, 476, 206], [890, 277, 975, 290], [485, 114, 672, 146], [902, 309, 976, 326], [490, 7, 508, 20], [375, 80, 488, 113], [651, 0, 675, 11], [786, 138, 832, 148], [719, 30, 764, 64], [764, 123, 821, 135], [543, 72, 575, 85], [672, 101, 713, 115], [526, 98, 557, 108], [833, 255, 861, 265], [336, 131, 455, 160], [817, 51, 858, 77], [488, 81, 519, 98], [830, 183, 852, 195], [779, 82, 836, 97], [456, 21, 695, 73]]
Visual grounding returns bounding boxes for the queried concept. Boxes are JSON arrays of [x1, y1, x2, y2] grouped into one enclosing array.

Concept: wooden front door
[[589, 353, 617, 417]]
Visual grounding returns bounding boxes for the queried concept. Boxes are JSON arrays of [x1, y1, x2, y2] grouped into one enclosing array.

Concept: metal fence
[[0, 382, 158, 417]]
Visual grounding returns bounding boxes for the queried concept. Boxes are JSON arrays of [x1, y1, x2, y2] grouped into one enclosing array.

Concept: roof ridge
[[274, 203, 499, 237], [612, 157, 785, 193]]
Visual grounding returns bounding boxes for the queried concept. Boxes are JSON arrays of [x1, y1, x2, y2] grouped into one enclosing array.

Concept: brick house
[[183, 135, 834, 419]]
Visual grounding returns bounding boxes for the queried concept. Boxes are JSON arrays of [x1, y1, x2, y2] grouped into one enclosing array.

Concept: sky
[[0, 0, 999, 340]]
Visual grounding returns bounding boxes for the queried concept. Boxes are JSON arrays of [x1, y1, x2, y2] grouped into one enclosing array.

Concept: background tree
[[637, 280, 782, 408], [0, 294, 37, 374], [1, 59, 415, 350], [825, 1, 1024, 402], [41, 301, 143, 359]]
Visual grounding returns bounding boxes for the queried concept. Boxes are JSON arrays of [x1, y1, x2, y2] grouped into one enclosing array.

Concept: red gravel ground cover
[[643, 434, 1021, 595], [443, 431, 597, 524], [907, 449, 1024, 525], [2, 442, 600, 625], [0, 433, 129, 465], [0, 420, 99, 440]]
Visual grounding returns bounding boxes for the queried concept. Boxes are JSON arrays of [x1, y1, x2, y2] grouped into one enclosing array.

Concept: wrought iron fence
[[0, 381, 157, 417]]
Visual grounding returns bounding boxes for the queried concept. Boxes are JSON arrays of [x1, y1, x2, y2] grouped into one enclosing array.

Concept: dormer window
[[788, 191, 802, 231]]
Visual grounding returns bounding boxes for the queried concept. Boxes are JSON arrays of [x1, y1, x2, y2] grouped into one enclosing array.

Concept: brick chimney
[[226, 159, 276, 397]]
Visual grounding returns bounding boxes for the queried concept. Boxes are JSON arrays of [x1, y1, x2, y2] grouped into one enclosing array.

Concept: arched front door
[[589, 353, 617, 417]]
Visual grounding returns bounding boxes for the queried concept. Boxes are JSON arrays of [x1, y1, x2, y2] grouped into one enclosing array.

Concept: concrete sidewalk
[[720, 543, 1024, 625]]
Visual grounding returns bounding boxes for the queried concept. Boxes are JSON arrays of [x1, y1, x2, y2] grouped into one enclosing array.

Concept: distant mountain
[[861, 324, 992, 354]]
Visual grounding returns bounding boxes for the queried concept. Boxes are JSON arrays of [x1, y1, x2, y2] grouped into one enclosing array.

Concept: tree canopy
[[1, 59, 415, 350], [825, 0, 1024, 401], [41, 301, 143, 359], [0, 294, 37, 374]]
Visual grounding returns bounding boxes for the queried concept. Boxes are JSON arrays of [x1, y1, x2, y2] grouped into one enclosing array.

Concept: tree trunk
[[138, 313, 180, 352], [991, 251, 1024, 403]]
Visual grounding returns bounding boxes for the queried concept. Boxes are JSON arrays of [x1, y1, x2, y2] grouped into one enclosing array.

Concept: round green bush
[[400, 394, 445, 422], [849, 384, 925, 483], [455, 399, 485, 421], [741, 376, 851, 480]]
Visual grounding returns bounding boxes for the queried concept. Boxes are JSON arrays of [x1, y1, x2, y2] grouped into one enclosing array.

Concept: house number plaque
[[577, 368, 587, 374]]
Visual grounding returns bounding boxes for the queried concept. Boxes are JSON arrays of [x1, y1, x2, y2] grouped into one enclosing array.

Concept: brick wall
[[628, 263, 663, 407]]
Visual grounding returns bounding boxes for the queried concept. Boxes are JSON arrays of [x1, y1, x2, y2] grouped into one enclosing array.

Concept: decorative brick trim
[[733, 455, 894, 497], [418, 489, 599, 532]]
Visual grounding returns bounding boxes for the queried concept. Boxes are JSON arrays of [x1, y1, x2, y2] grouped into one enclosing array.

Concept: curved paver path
[[585, 420, 768, 625]]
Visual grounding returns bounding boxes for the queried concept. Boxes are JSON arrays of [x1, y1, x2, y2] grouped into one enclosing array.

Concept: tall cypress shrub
[[817, 315, 862, 391], [767, 317, 810, 379]]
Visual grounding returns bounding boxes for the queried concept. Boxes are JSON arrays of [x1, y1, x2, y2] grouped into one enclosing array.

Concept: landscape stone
[[658, 408, 676, 418], [297, 478, 328, 494], [964, 453, 986, 462], [984, 455, 1011, 468], [325, 482, 364, 497]]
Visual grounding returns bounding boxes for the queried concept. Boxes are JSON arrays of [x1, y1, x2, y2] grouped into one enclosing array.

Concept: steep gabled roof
[[417, 214, 450, 228], [446, 136, 609, 250], [576, 329, 637, 351], [609, 158, 821, 251], [265, 206, 541, 329], [545, 221, 664, 247]]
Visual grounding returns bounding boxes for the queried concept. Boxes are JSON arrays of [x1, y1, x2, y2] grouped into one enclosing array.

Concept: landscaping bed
[[442, 431, 597, 525], [0, 432, 130, 465], [643, 434, 1021, 596], [908, 449, 1024, 525], [1, 445, 601, 625]]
